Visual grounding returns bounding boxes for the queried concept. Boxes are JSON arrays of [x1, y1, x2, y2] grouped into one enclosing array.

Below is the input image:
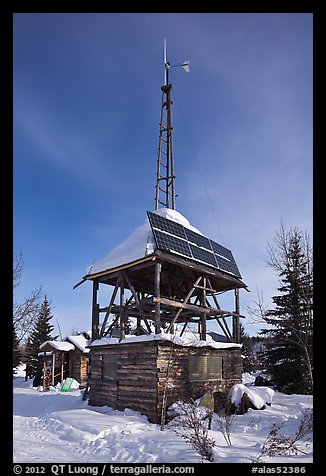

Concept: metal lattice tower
[[155, 39, 189, 210]]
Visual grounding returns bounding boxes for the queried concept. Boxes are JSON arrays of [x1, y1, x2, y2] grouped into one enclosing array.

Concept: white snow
[[85, 208, 203, 276], [40, 341, 75, 352], [65, 334, 90, 353], [13, 370, 313, 464], [90, 331, 242, 350], [230, 383, 267, 410], [251, 386, 275, 405]]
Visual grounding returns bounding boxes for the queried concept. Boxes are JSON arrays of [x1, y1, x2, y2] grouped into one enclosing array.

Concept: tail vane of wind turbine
[[163, 37, 190, 85]]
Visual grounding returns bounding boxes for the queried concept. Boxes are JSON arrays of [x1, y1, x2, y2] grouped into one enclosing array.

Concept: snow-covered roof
[[89, 331, 241, 350], [65, 335, 90, 353], [85, 208, 203, 277], [40, 341, 75, 352]]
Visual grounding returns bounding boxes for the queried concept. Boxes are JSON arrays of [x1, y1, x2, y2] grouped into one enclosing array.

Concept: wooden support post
[[123, 271, 151, 333], [136, 317, 141, 334], [61, 351, 64, 382], [233, 288, 240, 343], [43, 351, 46, 390], [92, 280, 100, 341], [99, 276, 121, 337], [166, 276, 202, 333], [200, 277, 207, 340], [52, 352, 55, 386], [155, 261, 162, 334], [221, 315, 233, 339], [120, 272, 125, 341], [214, 317, 230, 339], [180, 321, 188, 337]]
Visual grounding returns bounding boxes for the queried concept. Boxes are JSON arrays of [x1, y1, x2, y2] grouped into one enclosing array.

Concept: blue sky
[[13, 13, 313, 338]]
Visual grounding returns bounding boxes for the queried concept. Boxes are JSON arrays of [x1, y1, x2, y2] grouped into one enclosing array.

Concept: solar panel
[[148, 212, 187, 239], [185, 228, 211, 250], [147, 211, 242, 279], [190, 244, 217, 268], [215, 255, 242, 278], [210, 240, 233, 260], [153, 229, 192, 258]]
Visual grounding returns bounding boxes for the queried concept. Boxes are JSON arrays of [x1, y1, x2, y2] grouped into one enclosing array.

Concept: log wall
[[88, 340, 243, 423], [69, 350, 89, 383]]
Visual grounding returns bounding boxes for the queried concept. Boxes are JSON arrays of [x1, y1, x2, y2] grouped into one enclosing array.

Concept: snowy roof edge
[[89, 332, 242, 350]]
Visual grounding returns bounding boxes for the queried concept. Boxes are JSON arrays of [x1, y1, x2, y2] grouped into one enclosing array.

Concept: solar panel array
[[147, 211, 242, 279]]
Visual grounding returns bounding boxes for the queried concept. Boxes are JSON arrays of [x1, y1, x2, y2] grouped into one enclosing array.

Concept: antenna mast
[[155, 39, 189, 210]]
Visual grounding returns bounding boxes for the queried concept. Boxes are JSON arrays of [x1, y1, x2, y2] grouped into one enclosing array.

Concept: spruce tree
[[260, 226, 313, 394], [28, 296, 57, 362]]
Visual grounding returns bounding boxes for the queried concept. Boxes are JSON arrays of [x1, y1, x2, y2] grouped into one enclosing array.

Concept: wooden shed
[[39, 333, 90, 388], [88, 335, 242, 423]]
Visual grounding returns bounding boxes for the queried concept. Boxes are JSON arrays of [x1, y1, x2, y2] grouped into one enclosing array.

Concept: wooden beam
[[43, 351, 46, 390], [84, 256, 156, 281], [194, 283, 217, 293], [122, 271, 152, 333], [207, 278, 221, 310], [120, 272, 125, 341], [220, 315, 233, 340], [154, 261, 162, 333], [214, 317, 231, 339], [52, 352, 55, 386], [200, 277, 207, 341], [155, 250, 247, 289], [165, 276, 203, 333], [103, 315, 119, 337], [233, 288, 241, 343], [91, 280, 99, 340], [99, 276, 121, 338], [61, 351, 64, 382], [180, 321, 188, 337], [154, 295, 210, 315]]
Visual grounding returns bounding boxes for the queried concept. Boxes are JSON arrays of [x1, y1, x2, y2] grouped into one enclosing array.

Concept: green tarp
[[60, 377, 74, 392]]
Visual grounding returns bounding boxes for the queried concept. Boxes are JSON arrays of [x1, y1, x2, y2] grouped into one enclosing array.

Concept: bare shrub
[[255, 409, 313, 461], [170, 401, 216, 462], [214, 407, 237, 446]]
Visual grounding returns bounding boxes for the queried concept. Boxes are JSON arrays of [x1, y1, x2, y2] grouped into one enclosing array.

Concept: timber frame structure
[[76, 42, 247, 345], [87, 248, 246, 344], [74, 42, 248, 423]]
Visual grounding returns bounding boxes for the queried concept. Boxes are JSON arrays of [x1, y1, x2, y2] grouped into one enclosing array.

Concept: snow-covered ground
[[13, 368, 313, 464]]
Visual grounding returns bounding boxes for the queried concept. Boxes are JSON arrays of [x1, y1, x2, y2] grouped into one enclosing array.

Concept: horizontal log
[[118, 358, 157, 366], [89, 400, 118, 409], [153, 297, 210, 314], [119, 375, 157, 388], [118, 385, 157, 394], [117, 399, 157, 409], [117, 367, 157, 375], [89, 378, 117, 386]]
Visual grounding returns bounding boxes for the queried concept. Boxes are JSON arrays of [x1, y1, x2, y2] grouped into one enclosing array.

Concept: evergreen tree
[[239, 323, 254, 372], [13, 326, 22, 372], [260, 226, 313, 394], [28, 296, 58, 362]]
